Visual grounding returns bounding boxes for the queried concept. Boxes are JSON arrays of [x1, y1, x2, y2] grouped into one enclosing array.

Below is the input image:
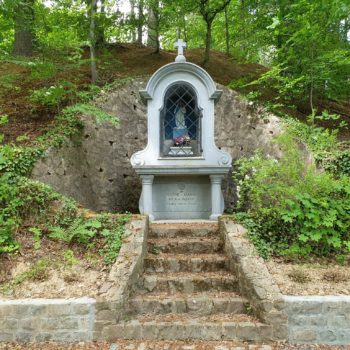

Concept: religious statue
[[174, 102, 186, 129]]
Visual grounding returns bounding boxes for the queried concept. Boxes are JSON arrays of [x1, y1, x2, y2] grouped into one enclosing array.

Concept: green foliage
[[235, 134, 350, 257], [29, 80, 78, 111], [29, 60, 57, 80], [0, 139, 76, 253], [0, 114, 9, 144], [271, 1, 350, 105], [0, 12, 13, 55], [0, 159, 130, 264], [36, 111, 84, 149], [1, 258, 50, 294], [0, 114, 9, 126], [232, 212, 272, 260], [228, 75, 256, 90], [48, 213, 130, 265], [0, 73, 21, 94], [63, 103, 118, 125], [279, 181, 350, 256], [250, 65, 305, 104], [286, 117, 338, 153], [15, 258, 50, 283], [62, 249, 79, 268], [0, 63, 122, 255], [0, 174, 20, 253], [48, 217, 102, 244], [308, 110, 348, 130], [332, 150, 350, 177], [245, 91, 261, 101], [99, 214, 131, 265], [0, 144, 43, 179], [285, 117, 350, 177], [29, 227, 42, 249]]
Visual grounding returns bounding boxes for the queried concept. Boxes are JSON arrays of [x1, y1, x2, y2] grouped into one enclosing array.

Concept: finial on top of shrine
[[175, 39, 186, 62]]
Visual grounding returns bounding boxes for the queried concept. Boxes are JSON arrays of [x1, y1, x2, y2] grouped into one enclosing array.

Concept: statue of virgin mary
[[174, 102, 186, 129]]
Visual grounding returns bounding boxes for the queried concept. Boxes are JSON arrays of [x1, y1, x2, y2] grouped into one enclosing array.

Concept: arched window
[[160, 83, 202, 157]]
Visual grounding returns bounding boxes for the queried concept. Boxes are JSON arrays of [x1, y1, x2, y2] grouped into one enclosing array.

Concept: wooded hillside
[[1, 0, 350, 267]]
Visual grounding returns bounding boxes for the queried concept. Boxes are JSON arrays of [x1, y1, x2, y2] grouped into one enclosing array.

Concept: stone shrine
[[131, 39, 232, 220]]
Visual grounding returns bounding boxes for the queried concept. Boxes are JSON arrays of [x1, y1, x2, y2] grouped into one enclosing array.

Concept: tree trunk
[[225, 6, 230, 55], [95, 0, 105, 47], [204, 20, 212, 65], [130, 0, 136, 42], [183, 14, 188, 42], [240, 0, 246, 54], [90, 0, 98, 84], [309, 47, 314, 112], [342, 16, 349, 42], [137, 0, 144, 46], [147, 2, 159, 53], [12, 0, 35, 57]]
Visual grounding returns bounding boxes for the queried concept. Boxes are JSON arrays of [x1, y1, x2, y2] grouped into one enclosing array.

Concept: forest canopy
[[0, 0, 349, 106]]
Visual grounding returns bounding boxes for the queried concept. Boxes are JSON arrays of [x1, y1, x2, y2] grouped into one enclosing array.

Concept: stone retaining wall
[[0, 298, 95, 342], [219, 217, 288, 341], [0, 217, 148, 343], [93, 217, 149, 340], [2, 217, 349, 345], [284, 295, 350, 345], [220, 217, 350, 346], [32, 79, 284, 213]]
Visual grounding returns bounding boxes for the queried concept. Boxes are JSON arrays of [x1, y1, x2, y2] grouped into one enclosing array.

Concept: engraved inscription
[[166, 191, 197, 209], [152, 176, 211, 219]]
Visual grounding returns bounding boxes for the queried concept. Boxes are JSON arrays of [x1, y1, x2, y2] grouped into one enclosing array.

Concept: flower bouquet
[[174, 135, 191, 147]]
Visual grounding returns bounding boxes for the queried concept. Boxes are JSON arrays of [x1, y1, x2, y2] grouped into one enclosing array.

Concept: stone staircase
[[116, 222, 272, 341]]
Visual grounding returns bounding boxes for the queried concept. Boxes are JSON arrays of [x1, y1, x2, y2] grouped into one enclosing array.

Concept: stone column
[[141, 175, 154, 221], [209, 175, 224, 220]]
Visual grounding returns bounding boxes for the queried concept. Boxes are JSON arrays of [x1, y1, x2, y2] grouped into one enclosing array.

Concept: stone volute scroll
[[131, 40, 232, 221]]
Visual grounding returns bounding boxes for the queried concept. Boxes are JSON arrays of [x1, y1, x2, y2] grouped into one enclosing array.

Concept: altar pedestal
[[136, 167, 228, 221], [168, 146, 193, 156]]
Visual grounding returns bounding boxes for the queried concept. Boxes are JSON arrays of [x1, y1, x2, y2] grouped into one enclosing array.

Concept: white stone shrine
[[131, 40, 232, 220]]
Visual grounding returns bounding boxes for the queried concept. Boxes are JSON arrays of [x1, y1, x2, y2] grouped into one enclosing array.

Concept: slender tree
[[12, 0, 35, 56], [197, 0, 231, 64], [239, 0, 246, 54], [147, 0, 160, 53], [130, 0, 136, 42], [95, 0, 105, 47], [224, 5, 229, 55], [89, 0, 98, 84], [136, 0, 144, 46]]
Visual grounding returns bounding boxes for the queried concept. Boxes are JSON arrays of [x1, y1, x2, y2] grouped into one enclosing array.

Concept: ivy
[[0, 69, 124, 255]]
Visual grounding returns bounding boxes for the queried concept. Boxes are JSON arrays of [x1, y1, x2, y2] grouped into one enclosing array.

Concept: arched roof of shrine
[[139, 62, 222, 102]]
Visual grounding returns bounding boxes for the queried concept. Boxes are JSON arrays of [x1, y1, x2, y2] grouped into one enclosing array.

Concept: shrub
[[235, 134, 350, 257], [29, 80, 78, 111], [286, 117, 350, 177]]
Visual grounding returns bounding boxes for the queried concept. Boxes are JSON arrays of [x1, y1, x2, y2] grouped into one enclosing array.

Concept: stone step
[[144, 253, 229, 273], [149, 222, 219, 238], [147, 237, 223, 254], [107, 314, 272, 341], [127, 294, 248, 316], [138, 272, 239, 294]]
